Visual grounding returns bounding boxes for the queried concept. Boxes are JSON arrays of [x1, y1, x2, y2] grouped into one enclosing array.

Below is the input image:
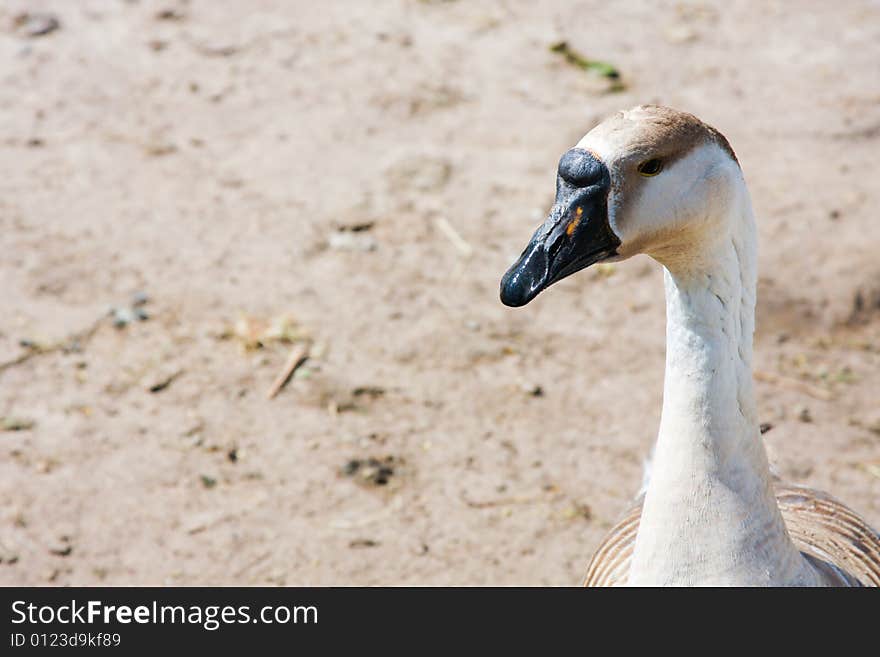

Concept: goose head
[[500, 105, 740, 306]]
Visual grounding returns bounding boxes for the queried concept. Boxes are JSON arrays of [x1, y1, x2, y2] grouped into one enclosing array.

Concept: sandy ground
[[1, 0, 879, 586]]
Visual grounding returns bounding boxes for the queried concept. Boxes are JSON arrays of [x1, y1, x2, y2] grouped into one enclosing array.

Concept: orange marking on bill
[[566, 206, 584, 236]]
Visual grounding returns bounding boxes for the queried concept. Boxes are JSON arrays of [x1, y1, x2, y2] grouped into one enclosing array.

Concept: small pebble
[[1, 416, 35, 432], [521, 382, 544, 397], [112, 307, 136, 328], [342, 456, 399, 487], [328, 232, 377, 252], [131, 291, 150, 306], [49, 536, 73, 557], [13, 13, 60, 38], [155, 9, 186, 21]]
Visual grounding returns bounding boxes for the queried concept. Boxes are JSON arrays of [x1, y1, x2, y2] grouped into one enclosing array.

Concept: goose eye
[[637, 158, 664, 177]]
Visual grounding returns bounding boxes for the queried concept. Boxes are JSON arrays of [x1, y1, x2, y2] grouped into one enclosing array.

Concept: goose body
[[586, 483, 880, 586], [500, 105, 880, 586]]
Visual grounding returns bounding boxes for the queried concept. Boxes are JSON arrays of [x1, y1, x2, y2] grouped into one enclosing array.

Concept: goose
[[500, 105, 880, 586]]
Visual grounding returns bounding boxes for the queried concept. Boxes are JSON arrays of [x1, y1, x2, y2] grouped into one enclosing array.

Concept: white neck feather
[[627, 170, 821, 586]]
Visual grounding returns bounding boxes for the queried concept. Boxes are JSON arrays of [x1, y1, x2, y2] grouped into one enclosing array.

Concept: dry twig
[[434, 217, 473, 257], [0, 318, 103, 374], [266, 344, 309, 399]]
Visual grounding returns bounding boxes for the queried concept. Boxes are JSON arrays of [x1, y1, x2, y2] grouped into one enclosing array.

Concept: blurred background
[[1, 0, 878, 585]]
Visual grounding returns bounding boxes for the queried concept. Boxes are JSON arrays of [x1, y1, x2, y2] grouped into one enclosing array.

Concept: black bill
[[500, 148, 620, 307]]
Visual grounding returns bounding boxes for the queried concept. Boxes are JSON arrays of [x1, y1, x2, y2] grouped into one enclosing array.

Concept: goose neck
[[628, 188, 819, 585]]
